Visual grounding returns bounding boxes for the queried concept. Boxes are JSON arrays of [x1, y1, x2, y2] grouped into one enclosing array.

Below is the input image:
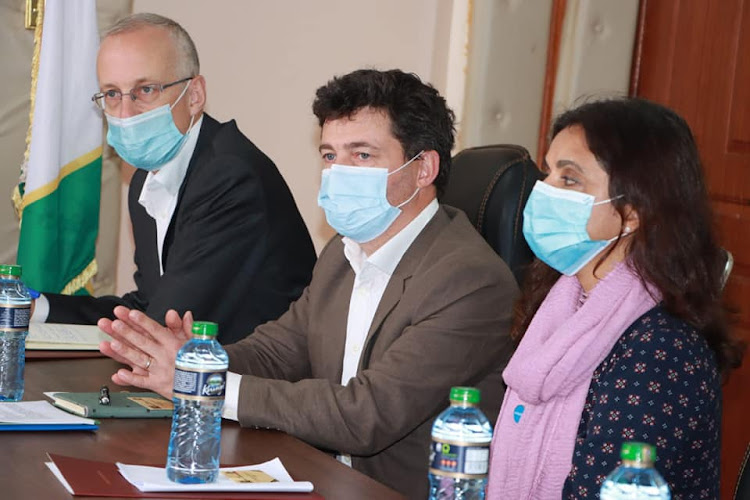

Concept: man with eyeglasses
[[30, 13, 316, 344]]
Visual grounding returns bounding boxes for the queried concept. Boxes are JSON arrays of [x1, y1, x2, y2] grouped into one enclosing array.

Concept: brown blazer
[[225, 205, 518, 499]]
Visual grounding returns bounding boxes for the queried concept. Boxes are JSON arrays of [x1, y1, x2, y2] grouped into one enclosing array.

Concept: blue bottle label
[[429, 438, 491, 479], [0, 304, 30, 332], [173, 367, 226, 401]]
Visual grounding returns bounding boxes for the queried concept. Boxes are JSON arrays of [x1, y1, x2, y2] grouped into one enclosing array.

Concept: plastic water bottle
[[166, 321, 228, 483], [428, 387, 493, 500], [0, 265, 31, 402], [600, 442, 671, 499]]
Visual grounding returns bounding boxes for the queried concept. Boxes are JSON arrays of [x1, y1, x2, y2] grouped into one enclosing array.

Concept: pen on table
[[99, 385, 110, 406]]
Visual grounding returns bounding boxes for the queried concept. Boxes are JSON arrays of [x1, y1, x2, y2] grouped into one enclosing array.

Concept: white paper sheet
[[27, 323, 108, 350], [0, 400, 96, 425], [116, 457, 314, 492], [45, 462, 75, 495]]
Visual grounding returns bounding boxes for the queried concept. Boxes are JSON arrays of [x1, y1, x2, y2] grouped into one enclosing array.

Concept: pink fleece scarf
[[486, 262, 659, 499]]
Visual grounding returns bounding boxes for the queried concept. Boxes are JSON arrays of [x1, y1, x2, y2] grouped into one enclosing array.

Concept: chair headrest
[[441, 144, 542, 285]]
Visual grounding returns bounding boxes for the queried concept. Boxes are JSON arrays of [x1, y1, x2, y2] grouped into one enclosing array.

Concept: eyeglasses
[[91, 77, 193, 111]]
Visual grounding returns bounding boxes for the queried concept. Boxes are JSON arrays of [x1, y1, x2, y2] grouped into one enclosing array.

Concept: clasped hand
[[98, 306, 193, 399]]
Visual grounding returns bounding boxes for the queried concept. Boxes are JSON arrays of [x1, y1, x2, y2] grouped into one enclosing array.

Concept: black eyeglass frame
[[91, 77, 193, 109]]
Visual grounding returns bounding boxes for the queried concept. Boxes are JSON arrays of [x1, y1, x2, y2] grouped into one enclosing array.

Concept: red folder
[[48, 454, 325, 499]]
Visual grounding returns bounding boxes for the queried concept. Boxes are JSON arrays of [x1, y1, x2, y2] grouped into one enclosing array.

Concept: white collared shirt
[[137, 115, 204, 275], [31, 116, 204, 323], [340, 198, 439, 385], [221, 199, 440, 427]]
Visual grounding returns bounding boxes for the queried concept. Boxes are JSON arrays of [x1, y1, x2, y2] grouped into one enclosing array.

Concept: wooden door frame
[[536, 0, 568, 167], [628, 0, 649, 96]]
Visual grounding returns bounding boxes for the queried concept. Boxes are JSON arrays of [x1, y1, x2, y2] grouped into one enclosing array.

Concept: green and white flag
[[15, 0, 102, 295]]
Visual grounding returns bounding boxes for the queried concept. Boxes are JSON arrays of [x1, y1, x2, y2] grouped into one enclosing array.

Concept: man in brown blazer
[[99, 69, 518, 499]]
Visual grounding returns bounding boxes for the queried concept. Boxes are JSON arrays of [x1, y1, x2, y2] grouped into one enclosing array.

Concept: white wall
[[553, 0, 639, 114], [461, 0, 553, 160], [459, 0, 638, 162]]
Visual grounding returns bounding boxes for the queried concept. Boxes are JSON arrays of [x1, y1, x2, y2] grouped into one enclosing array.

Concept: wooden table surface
[[1, 357, 406, 500]]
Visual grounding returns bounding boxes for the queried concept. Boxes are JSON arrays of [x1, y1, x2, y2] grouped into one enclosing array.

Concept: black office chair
[[440, 144, 543, 286], [735, 441, 750, 500]]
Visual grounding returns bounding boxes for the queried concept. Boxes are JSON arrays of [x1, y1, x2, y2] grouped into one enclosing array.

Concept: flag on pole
[[14, 0, 102, 295]]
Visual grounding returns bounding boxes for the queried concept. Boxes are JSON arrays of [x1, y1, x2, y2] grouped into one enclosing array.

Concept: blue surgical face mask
[[105, 81, 193, 171], [522, 180, 623, 275], [317, 151, 423, 243]]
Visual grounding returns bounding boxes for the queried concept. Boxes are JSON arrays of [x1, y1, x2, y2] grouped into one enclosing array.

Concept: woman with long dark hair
[[486, 98, 743, 498]]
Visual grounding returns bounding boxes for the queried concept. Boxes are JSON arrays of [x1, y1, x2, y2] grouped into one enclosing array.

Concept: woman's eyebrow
[[556, 159, 585, 174]]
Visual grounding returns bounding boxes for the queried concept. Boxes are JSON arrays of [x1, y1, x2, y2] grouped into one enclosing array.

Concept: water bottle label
[[429, 438, 491, 479], [0, 304, 30, 332], [173, 367, 226, 401]]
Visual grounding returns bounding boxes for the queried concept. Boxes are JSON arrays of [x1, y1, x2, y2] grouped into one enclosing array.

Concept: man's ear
[[187, 75, 207, 115], [417, 150, 440, 187]]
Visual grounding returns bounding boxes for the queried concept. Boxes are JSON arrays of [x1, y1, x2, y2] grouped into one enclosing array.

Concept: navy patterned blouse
[[563, 306, 721, 499]]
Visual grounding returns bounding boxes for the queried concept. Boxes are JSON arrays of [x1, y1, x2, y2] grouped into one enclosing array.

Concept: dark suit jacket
[[45, 114, 316, 344], [225, 205, 518, 499]]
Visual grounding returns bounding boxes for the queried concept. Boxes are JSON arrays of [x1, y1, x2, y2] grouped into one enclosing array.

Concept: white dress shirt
[[339, 199, 439, 385], [137, 115, 203, 276]]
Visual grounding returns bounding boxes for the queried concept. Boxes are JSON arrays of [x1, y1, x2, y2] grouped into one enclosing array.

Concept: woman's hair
[[513, 97, 743, 374]]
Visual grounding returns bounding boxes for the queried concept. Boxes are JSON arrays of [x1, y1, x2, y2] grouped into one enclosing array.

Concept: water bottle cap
[[449, 386, 481, 405], [192, 321, 219, 337], [620, 441, 656, 465], [0, 264, 21, 277]]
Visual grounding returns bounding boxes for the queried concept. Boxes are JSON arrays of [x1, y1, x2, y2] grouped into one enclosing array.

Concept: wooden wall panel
[[727, 5, 750, 156], [632, 1, 750, 498]]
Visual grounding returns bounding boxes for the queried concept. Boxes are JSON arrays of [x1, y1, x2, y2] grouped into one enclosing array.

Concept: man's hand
[[98, 306, 193, 399]]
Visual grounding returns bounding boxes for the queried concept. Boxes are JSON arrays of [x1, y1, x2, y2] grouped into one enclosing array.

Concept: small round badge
[[513, 404, 525, 423]]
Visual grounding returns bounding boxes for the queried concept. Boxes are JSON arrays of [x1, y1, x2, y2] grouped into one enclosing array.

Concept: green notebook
[[51, 391, 173, 418]]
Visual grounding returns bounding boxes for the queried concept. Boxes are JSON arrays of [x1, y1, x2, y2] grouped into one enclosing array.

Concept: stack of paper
[[46, 454, 321, 498], [0, 401, 98, 431], [27, 323, 109, 351], [117, 458, 314, 493]]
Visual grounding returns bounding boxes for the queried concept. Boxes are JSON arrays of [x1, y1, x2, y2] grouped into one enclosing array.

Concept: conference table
[[2, 356, 406, 500]]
